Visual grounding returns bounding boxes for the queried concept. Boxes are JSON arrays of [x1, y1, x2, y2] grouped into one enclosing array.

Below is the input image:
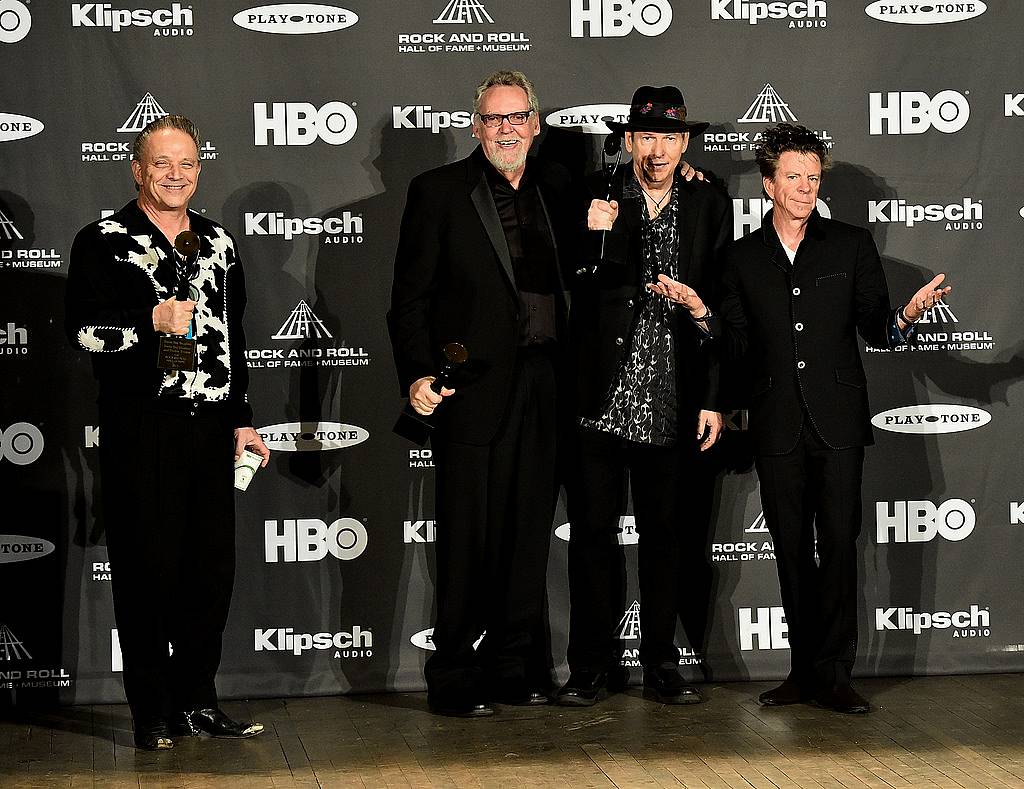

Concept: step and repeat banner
[[2, 1, 1023, 705]]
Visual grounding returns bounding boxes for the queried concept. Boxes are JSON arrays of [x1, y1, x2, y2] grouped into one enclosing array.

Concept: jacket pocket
[[816, 272, 847, 285], [835, 366, 866, 388]]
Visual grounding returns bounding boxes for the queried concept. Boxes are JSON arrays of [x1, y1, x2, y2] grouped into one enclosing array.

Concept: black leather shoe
[[556, 671, 610, 707], [817, 684, 870, 714], [496, 688, 550, 706], [642, 666, 703, 705], [172, 708, 265, 738], [427, 696, 495, 717], [759, 678, 813, 706], [134, 720, 173, 750]]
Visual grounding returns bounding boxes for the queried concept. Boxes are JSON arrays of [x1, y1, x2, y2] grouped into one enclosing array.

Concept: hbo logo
[[265, 518, 368, 562], [875, 499, 976, 543], [0, 422, 44, 465], [869, 90, 970, 135], [570, 0, 672, 37], [254, 102, 358, 146]]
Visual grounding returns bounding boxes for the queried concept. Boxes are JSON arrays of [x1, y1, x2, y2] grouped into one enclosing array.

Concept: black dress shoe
[[816, 684, 870, 714], [642, 666, 703, 705], [172, 708, 265, 738], [427, 696, 495, 717], [759, 678, 813, 706], [134, 720, 173, 750], [496, 689, 550, 706], [556, 671, 610, 707]]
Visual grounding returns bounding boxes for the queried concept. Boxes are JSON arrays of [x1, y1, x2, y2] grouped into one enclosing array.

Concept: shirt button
[[795, 322, 804, 331], [793, 287, 801, 296], [797, 361, 806, 370], [626, 299, 634, 308], [615, 337, 624, 346]]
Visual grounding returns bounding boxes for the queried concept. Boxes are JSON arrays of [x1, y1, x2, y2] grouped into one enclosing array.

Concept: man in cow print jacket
[[65, 115, 269, 750]]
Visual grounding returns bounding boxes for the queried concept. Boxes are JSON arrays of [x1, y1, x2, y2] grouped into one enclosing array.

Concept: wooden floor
[[3, 675, 1023, 788]]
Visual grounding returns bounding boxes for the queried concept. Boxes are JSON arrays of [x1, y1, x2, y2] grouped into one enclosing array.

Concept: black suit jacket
[[720, 209, 894, 455], [388, 147, 573, 445], [569, 164, 733, 424]]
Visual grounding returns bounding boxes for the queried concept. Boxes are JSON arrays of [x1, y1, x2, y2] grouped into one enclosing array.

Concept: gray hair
[[131, 114, 202, 164], [473, 70, 539, 115]]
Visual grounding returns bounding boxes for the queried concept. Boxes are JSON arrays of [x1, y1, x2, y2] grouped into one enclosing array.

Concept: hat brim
[[607, 119, 709, 138]]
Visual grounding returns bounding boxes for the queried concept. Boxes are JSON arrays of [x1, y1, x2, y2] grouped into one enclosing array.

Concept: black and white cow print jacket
[[65, 200, 253, 427]]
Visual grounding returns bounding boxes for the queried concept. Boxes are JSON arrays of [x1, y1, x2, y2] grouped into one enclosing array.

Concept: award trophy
[[156, 230, 200, 371], [393, 342, 468, 446]]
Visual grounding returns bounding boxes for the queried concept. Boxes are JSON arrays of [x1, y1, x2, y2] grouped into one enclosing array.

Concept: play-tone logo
[[256, 422, 369, 451], [0, 1, 31, 43], [865, 1, 986, 24], [411, 628, 485, 651], [544, 104, 630, 134], [869, 91, 970, 135], [0, 535, 55, 564], [871, 404, 990, 434], [554, 516, 638, 545], [570, 0, 672, 37], [0, 112, 43, 142], [233, 4, 358, 34]]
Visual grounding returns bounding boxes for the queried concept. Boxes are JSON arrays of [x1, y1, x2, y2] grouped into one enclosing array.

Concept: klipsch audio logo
[[233, 4, 358, 34], [865, 2, 986, 24], [404, 519, 436, 543], [392, 106, 472, 134], [867, 197, 982, 230], [875, 604, 990, 638], [398, 0, 530, 54], [571, 0, 672, 37], [0, 112, 43, 143], [244, 212, 363, 243], [71, 3, 194, 36], [256, 422, 369, 451], [871, 404, 990, 434], [876, 498, 976, 544], [265, 518, 368, 562], [81, 93, 219, 163], [738, 606, 789, 650], [544, 104, 630, 134], [256, 626, 373, 658], [703, 84, 834, 157], [0, 1, 31, 43], [711, 0, 826, 27], [0, 322, 27, 355], [0, 535, 55, 564], [869, 90, 970, 135]]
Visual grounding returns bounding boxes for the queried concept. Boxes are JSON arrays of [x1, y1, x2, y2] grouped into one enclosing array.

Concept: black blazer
[[569, 164, 733, 422], [720, 209, 894, 455], [387, 147, 573, 445]]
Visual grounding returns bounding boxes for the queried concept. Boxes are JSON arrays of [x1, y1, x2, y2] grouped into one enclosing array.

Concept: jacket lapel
[[468, 150, 516, 291], [675, 180, 698, 283]]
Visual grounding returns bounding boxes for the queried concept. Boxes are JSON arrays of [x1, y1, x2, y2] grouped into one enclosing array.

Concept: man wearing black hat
[[557, 86, 732, 706]]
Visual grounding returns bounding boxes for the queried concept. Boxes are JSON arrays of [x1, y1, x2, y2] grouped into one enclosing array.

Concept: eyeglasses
[[476, 110, 534, 128]]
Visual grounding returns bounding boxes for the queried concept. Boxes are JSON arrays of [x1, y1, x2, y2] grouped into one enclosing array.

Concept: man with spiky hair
[[65, 114, 268, 749], [388, 71, 575, 717], [720, 123, 950, 713]]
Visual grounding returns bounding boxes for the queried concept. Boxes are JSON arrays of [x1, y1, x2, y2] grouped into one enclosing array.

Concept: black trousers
[[98, 398, 236, 725], [426, 347, 558, 700], [566, 427, 701, 672], [754, 420, 864, 691]]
